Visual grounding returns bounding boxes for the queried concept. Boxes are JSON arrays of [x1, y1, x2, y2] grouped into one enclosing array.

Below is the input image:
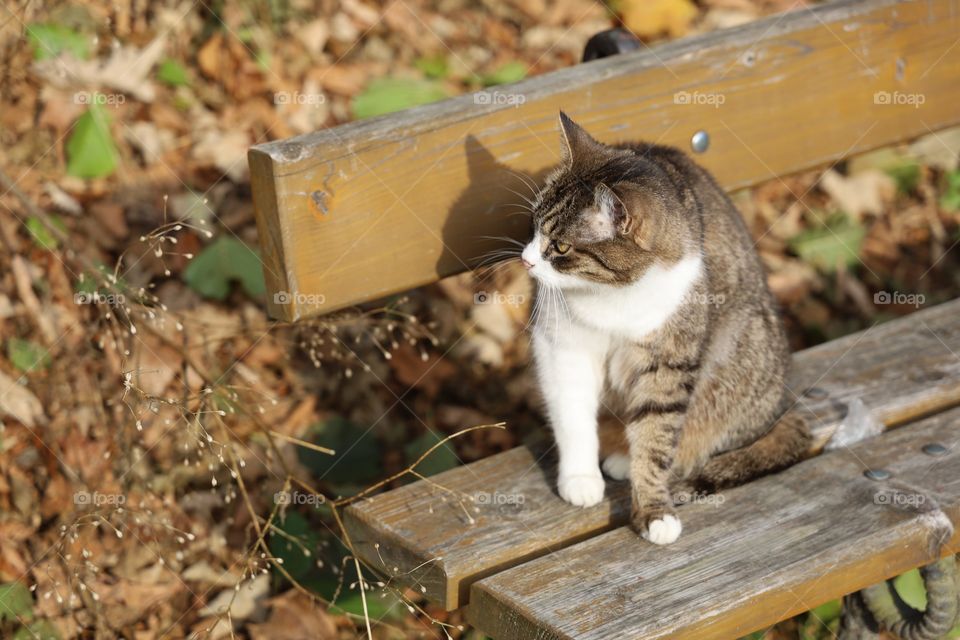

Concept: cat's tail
[[691, 413, 812, 492]]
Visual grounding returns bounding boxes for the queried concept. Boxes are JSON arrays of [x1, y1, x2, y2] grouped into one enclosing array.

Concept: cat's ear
[[558, 111, 602, 166], [595, 183, 633, 236]]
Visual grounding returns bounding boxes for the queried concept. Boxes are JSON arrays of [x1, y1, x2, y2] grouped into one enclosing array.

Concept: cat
[[522, 112, 811, 545]]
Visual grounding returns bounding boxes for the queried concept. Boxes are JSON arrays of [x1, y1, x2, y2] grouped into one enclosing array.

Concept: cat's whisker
[[474, 250, 522, 269], [475, 262, 521, 283], [479, 235, 525, 248], [556, 287, 572, 328], [505, 169, 541, 200], [503, 186, 536, 209]]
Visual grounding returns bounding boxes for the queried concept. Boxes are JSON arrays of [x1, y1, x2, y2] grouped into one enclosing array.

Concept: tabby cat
[[522, 113, 810, 545]]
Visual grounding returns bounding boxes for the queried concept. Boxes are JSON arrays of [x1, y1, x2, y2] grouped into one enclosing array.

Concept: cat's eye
[[553, 241, 571, 254]]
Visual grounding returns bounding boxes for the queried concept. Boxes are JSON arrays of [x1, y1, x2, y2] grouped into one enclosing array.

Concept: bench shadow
[[435, 135, 547, 277]]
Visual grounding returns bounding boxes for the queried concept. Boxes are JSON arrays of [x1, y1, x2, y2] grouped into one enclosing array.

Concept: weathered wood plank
[[250, 0, 960, 320], [343, 299, 960, 609], [468, 406, 960, 640]]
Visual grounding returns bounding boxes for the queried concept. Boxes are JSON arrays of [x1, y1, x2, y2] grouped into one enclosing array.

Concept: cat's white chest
[[562, 255, 703, 341]]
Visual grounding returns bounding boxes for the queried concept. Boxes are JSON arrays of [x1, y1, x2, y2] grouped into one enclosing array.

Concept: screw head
[[864, 469, 891, 481], [691, 130, 710, 154], [922, 443, 948, 457]]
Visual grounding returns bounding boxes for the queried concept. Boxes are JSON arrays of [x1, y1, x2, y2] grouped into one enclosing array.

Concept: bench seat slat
[[468, 405, 960, 640], [343, 299, 960, 609]]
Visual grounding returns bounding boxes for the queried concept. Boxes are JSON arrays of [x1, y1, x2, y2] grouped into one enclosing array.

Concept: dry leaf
[[191, 127, 250, 183], [819, 168, 895, 221], [389, 342, 457, 397], [32, 36, 165, 102], [200, 574, 270, 619], [0, 370, 47, 428], [124, 121, 176, 165], [294, 19, 330, 58], [621, 0, 699, 38], [247, 590, 337, 640]]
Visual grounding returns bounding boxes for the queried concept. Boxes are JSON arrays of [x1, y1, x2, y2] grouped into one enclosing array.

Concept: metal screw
[[691, 130, 710, 153], [864, 469, 891, 481], [922, 443, 948, 457]]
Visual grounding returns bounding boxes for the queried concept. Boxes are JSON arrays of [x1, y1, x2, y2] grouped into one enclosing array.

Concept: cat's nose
[[522, 258, 534, 270]]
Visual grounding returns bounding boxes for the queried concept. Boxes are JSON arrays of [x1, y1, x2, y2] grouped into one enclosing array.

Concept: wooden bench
[[249, 0, 960, 636]]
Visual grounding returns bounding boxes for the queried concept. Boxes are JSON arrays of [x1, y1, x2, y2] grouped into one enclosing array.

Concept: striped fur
[[526, 113, 811, 544]]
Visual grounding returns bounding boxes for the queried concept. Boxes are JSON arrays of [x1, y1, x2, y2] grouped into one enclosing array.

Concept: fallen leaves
[[33, 36, 166, 102], [248, 590, 338, 640], [197, 33, 268, 101]]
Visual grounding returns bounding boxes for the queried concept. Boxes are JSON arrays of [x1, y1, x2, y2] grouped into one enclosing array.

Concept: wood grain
[[250, 0, 960, 320], [342, 299, 960, 609], [468, 406, 960, 640]]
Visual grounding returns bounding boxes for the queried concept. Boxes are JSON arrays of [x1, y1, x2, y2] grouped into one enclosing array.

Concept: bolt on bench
[[249, 0, 960, 637]]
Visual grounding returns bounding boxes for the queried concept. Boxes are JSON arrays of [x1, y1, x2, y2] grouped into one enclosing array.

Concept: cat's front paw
[[558, 473, 605, 507], [633, 507, 682, 545]]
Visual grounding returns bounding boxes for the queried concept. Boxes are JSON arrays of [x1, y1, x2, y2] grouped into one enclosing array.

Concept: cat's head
[[522, 113, 695, 289]]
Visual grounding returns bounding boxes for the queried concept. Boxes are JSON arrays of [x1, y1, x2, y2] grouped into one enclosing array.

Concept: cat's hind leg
[[598, 412, 630, 480]]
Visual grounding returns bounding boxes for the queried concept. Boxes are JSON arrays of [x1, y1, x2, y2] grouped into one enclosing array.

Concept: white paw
[[601, 453, 630, 480], [643, 514, 682, 545], [558, 473, 605, 507]]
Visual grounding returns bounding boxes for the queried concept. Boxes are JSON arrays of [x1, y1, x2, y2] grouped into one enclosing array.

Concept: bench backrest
[[249, 0, 960, 322]]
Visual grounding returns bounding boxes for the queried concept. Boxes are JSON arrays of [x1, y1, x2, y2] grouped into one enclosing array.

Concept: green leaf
[[414, 55, 449, 79], [352, 77, 449, 119], [940, 170, 960, 212], [789, 217, 866, 274], [269, 512, 320, 582], [329, 589, 404, 619], [404, 431, 459, 477], [893, 568, 926, 609], [303, 568, 404, 620], [7, 338, 51, 372], [885, 162, 921, 194], [13, 620, 60, 640], [810, 599, 842, 624], [157, 59, 189, 87], [298, 417, 381, 485], [66, 105, 118, 179], [26, 23, 90, 60], [183, 236, 266, 301], [26, 215, 65, 250], [0, 582, 33, 622], [481, 61, 527, 87]]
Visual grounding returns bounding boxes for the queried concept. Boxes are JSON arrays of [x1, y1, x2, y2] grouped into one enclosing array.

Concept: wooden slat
[[468, 406, 960, 640], [342, 299, 960, 609], [250, 0, 960, 320]]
